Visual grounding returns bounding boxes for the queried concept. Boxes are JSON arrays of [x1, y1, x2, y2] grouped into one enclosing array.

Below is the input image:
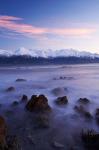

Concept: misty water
[[0, 64, 99, 150]]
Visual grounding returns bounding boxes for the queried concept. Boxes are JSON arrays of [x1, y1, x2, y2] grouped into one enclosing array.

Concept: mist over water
[[0, 64, 99, 105], [0, 64, 99, 149]]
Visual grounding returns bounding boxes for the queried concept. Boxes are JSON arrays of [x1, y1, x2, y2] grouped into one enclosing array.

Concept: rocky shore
[[0, 92, 99, 150], [0, 64, 99, 150]]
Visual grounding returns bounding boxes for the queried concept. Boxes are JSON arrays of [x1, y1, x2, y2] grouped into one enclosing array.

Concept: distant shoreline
[[0, 56, 99, 66]]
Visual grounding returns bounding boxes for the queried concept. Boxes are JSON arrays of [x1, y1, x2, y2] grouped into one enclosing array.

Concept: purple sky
[[0, 0, 99, 53]]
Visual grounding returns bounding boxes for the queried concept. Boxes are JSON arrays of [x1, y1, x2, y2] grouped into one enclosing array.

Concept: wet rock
[[77, 98, 90, 105], [16, 78, 26, 82], [52, 141, 64, 148], [81, 129, 99, 150], [21, 95, 28, 103], [26, 94, 51, 112], [11, 101, 19, 107], [52, 87, 67, 96], [35, 114, 49, 128], [6, 87, 15, 92], [0, 116, 7, 149], [55, 96, 68, 105]]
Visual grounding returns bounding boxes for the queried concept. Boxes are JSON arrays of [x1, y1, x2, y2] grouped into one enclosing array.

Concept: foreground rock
[[55, 96, 68, 105], [6, 87, 15, 92], [0, 116, 7, 149], [0, 116, 21, 150], [81, 129, 99, 150], [26, 94, 51, 112], [16, 78, 26, 82], [77, 98, 90, 105]]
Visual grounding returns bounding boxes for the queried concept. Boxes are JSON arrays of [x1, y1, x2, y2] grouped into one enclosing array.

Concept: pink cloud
[[0, 15, 21, 21], [50, 28, 95, 36], [0, 15, 96, 38], [0, 15, 46, 37]]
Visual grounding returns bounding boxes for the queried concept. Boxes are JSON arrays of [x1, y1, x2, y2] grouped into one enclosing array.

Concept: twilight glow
[[0, 0, 99, 53]]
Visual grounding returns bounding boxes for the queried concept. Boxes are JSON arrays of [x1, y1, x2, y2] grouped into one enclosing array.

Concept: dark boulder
[[55, 96, 68, 105], [26, 94, 51, 112], [6, 87, 15, 92], [77, 98, 90, 105], [16, 78, 26, 82]]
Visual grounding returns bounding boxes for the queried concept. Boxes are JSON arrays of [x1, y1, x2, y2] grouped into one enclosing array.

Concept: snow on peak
[[0, 49, 12, 56], [0, 47, 99, 58], [14, 47, 31, 56], [13, 48, 99, 58]]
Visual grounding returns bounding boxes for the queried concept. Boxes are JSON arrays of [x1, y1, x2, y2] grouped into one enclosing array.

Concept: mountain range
[[0, 47, 99, 65], [0, 47, 99, 58]]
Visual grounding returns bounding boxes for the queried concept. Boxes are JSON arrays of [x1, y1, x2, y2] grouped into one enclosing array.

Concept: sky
[[0, 0, 99, 53]]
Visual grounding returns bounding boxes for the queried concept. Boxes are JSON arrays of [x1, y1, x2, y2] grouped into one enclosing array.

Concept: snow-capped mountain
[[0, 49, 13, 56], [0, 47, 99, 58]]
